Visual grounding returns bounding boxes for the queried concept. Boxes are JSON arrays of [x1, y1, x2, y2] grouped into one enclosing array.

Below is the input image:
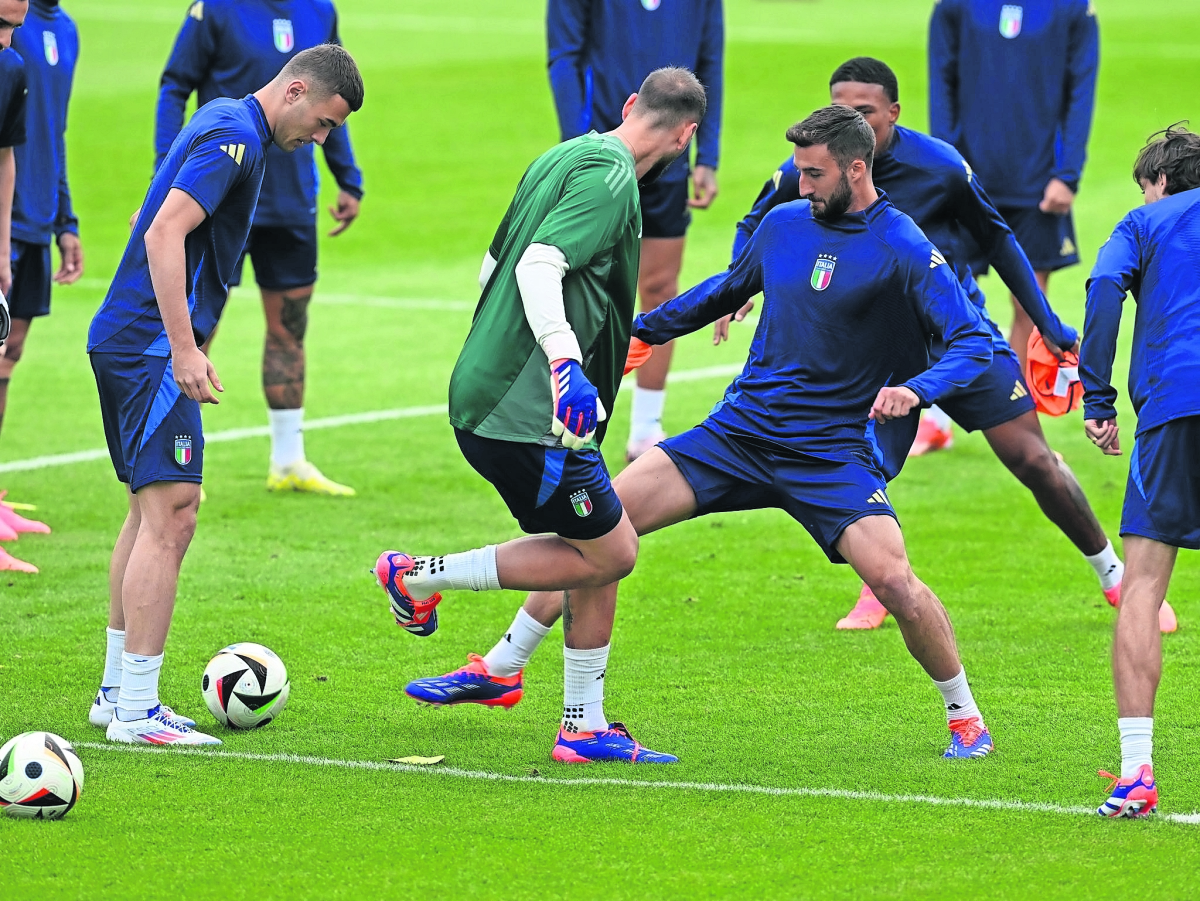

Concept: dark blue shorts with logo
[[1122, 415, 1200, 550], [90, 352, 204, 492], [454, 429, 624, 541], [997, 204, 1080, 273]]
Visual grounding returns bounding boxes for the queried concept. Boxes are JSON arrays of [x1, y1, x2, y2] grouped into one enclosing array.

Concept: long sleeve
[[1080, 219, 1138, 422], [53, 134, 77, 237], [731, 159, 798, 263], [1054, 3, 1099, 192], [321, 125, 363, 199], [547, 0, 591, 141], [692, 0, 724, 170], [156, 4, 216, 170], [927, 0, 961, 146]]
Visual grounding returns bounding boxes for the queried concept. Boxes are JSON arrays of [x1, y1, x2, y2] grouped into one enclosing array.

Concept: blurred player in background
[[158, 0, 364, 496], [925, 0, 1098, 451], [376, 69, 705, 764], [1081, 125, 1200, 818], [87, 46, 362, 746], [548, 0, 723, 461], [717, 58, 1171, 634], [0, 0, 82, 562]]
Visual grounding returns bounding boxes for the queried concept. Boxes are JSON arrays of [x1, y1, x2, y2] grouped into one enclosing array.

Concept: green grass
[[2, 1, 1200, 898]]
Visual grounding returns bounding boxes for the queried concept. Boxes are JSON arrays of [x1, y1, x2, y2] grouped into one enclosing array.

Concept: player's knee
[[868, 568, 919, 618], [1, 336, 26, 365], [597, 531, 639, 584], [638, 273, 679, 308], [1007, 443, 1060, 490]]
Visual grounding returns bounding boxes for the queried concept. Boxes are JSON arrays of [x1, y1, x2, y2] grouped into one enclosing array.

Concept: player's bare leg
[[0, 317, 49, 569], [628, 237, 684, 460], [0, 316, 30, 440], [1008, 270, 1049, 374]]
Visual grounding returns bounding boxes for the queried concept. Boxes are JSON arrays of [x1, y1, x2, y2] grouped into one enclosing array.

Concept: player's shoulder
[[560, 134, 636, 185], [0, 48, 24, 78], [894, 125, 964, 171], [760, 198, 813, 229], [188, 98, 264, 148], [871, 197, 937, 258], [1128, 188, 1200, 231]]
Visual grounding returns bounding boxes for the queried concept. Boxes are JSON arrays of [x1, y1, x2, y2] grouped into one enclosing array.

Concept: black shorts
[[639, 177, 691, 239], [1122, 416, 1200, 549], [455, 429, 624, 541], [8, 239, 52, 319], [997, 204, 1079, 273], [229, 222, 318, 291]]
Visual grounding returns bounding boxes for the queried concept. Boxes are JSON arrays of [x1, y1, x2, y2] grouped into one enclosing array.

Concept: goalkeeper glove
[[550, 358, 606, 450], [624, 336, 653, 375], [0, 290, 10, 346]]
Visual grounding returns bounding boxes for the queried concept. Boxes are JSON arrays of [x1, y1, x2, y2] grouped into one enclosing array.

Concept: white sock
[[562, 644, 609, 733], [932, 668, 982, 723], [1085, 541, 1124, 591], [116, 652, 164, 721], [102, 627, 125, 688], [629, 387, 666, 445], [1118, 717, 1154, 779], [484, 607, 552, 677], [926, 405, 952, 430], [269, 408, 305, 468], [405, 546, 502, 596]]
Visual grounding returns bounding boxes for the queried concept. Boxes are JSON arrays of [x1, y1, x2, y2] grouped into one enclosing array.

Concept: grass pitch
[[2, 1, 1200, 898]]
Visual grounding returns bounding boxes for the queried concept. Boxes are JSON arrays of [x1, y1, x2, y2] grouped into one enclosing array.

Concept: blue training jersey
[[928, 0, 1098, 206], [156, 0, 362, 227], [1080, 188, 1200, 437], [547, 0, 723, 182], [9, 0, 78, 246], [634, 194, 993, 478], [88, 96, 270, 356], [0, 49, 26, 149]]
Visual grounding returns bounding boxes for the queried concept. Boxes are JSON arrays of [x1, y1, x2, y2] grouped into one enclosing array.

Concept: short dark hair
[[786, 105, 876, 170], [829, 57, 899, 104], [1133, 122, 1200, 195], [280, 44, 364, 112], [631, 67, 707, 130]]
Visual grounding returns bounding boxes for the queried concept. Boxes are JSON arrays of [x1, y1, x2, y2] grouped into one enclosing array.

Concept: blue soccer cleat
[[405, 654, 524, 708], [552, 721, 678, 764], [374, 551, 441, 637], [944, 717, 994, 758], [1097, 765, 1158, 818]]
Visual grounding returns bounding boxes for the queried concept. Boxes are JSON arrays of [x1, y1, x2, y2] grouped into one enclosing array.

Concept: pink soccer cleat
[[1102, 582, 1178, 633], [0, 546, 37, 573], [836, 583, 889, 630], [908, 415, 954, 457], [0, 503, 50, 534]]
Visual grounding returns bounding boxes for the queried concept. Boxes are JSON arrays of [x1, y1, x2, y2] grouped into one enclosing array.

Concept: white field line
[[72, 742, 1200, 825], [0, 364, 743, 475]]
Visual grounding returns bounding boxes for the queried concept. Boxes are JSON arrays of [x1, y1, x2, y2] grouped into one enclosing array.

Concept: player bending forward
[[375, 68, 706, 763], [399, 106, 998, 760], [86, 46, 362, 745], [1082, 125, 1200, 817]]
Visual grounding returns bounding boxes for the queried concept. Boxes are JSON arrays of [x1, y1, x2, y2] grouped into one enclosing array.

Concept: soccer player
[[548, 0, 723, 461], [157, 0, 364, 496], [87, 45, 363, 746], [376, 68, 706, 763], [1082, 125, 1200, 818], [929, 0, 1098, 392], [399, 105, 1000, 761], [0, 0, 81, 553], [716, 58, 1170, 633]]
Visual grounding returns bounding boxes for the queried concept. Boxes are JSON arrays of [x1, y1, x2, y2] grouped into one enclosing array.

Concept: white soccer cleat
[[90, 688, 196, 729], [105, 705, 219, 746]]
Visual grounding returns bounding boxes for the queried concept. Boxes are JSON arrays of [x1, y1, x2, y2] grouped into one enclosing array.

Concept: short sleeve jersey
[[449, 133, 640, 446], [0, 50, 26, 149], [88, 96, 270, 356]]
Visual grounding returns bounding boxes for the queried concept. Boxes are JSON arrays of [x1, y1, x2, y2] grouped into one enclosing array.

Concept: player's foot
[[1097, 765, 1158, 818], [374, 551, 441, 636], [836, 583, 889, 630], [0, 546, 37, 573], [551, 722, 678, 764], [268, 460, 356, 497], [0, 502, 49, 534], [626, 429, 667, 463], [405, 654, 523, 708], [908, 416, 954, 457], [0, 514, 18, 542], [1103, 583, 1121, 608], [943, 716, 994, 758], [105, 705, 220, 746], [89, 687, 196, 728], [1101, 582, 1178, 633]]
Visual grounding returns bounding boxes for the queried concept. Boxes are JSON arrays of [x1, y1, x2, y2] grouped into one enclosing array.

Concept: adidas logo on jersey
[[867, 489, 889, 505], [930, 249, 947, 268], [220, 143, 246, 165], [1010, 381, 1028, 401]]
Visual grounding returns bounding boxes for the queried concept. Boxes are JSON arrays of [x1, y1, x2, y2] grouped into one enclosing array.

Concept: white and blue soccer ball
[[0, 731, 84, 820], [201, 642, 291, 729]]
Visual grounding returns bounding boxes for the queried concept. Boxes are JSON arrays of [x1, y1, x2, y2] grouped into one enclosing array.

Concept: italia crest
[[811, 254, 837, 291], [43, 31, 59, 66], [999, 5, 1023, 39], [570, 490, 593, 518], [174, 437, 193, 466], [273, 19, 295, 53]]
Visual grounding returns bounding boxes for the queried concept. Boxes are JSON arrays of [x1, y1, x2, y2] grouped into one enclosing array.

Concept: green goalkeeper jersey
[[449, 132, 641, 446]]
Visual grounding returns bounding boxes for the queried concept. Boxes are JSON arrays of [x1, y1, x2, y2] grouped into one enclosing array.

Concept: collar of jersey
[[242, 95, 273, 147]]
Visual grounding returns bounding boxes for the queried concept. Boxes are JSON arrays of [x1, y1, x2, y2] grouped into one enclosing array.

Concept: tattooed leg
[[261, 287, 312, 410]]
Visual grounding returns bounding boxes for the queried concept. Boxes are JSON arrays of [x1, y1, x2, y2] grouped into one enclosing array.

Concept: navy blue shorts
[[639, 177, 691, 240], [455, 429, 624, 541], [659, 421, 897, 564], [936, 325, 1036, 432], [1122, 416, 1200, 549], [8, 239, 52, 319], [229, 222, 318, 291], [90, 352, 204, 492], [997, 204, 1080, 273]]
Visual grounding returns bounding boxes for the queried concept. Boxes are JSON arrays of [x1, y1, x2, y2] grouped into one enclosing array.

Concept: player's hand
[[328, 191, 360, 236], [172, 345, 224, 405], [688, 165, 718, 210], [1085, 417, 1121, 455], [550, 358, 605, 449], [869, 386, 921, 423], [53, 233, 84, 285], [712, 300, 756, 344], [1039, 178, 1075, 216], [0, 255, 11, 297], [624, 336, 653, 374]]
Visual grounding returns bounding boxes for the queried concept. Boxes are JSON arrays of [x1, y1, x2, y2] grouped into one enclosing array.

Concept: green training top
[[449, 132, 641, 446]]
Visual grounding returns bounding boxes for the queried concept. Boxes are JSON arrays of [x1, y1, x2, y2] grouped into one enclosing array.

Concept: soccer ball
[[0, 732, 84, 820], [201, 642, 291, 729]]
